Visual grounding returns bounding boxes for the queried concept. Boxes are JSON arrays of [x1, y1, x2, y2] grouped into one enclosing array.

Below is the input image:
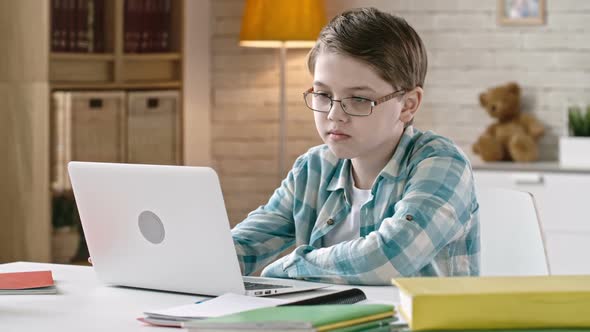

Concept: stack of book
[[51, 0, 105, 52], [140, 288, 399, 331], [182, 304, 396, 332], [124, 0, 172, 53]]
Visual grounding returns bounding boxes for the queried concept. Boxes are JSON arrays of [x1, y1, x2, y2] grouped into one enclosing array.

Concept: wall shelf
[[51, 81, 182, 90]]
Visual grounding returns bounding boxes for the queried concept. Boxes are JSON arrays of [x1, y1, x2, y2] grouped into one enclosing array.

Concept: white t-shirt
[[322, 176, 372, 247]]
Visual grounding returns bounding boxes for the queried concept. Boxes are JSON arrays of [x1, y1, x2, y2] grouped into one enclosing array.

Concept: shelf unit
[[49, 0, 185, 263], [49, 0, 184, 91], [1, 0, 213, 265]]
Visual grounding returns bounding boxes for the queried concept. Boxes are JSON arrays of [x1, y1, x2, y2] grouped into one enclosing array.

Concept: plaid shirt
[[232, 126, 480, 285]]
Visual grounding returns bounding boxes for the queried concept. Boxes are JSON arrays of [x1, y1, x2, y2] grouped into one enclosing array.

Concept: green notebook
[[182, 304, 395, 331]]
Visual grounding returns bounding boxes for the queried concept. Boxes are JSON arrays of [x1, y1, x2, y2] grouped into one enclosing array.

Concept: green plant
[[52, 195, 80, 229], [568, 105, 590, 137]]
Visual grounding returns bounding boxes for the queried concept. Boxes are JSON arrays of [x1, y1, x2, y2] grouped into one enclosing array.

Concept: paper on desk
[[144, 293, 288, 320]]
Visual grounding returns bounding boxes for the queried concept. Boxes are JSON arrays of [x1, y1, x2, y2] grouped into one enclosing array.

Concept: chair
[[476, 187, 551, 276]]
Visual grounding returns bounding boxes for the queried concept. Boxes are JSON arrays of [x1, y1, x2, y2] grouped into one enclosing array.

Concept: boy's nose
[[327, 101, 348, 122]]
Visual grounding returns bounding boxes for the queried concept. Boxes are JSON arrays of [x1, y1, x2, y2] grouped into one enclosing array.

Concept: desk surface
[[1, 262, 399, 332]]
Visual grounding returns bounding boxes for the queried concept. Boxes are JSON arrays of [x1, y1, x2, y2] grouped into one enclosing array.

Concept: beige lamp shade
[[240, 0, 327, 48]]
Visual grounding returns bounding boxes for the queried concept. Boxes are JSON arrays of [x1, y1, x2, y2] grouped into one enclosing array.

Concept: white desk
[[0, 262, 399, 332]]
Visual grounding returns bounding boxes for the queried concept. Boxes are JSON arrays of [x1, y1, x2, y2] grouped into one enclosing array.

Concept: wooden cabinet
[[48, 1, 184, 263], [1, 0, 214, 264], [0, 0, 188, 263], [474, 164, 590, 275]]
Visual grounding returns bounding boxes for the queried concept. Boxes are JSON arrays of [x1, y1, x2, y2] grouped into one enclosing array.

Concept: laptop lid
[[68, 161, 248, 296]]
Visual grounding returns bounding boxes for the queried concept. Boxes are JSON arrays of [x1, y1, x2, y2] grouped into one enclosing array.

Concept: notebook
[[0, 270, 57, 295], [182, 304, 396, 331], [140, 288, 369, 327], [393, 275, 590, 331], [68, 161, 328, 296]]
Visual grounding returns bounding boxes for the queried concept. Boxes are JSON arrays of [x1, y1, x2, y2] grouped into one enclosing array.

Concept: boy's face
[[312, 52, 411, 162]]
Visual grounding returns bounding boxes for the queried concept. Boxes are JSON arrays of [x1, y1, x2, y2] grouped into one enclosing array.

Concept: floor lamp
[[239, 0, 326, 179]]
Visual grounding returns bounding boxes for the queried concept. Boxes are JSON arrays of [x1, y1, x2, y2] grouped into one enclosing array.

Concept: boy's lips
[[327, 130, 351, 141]]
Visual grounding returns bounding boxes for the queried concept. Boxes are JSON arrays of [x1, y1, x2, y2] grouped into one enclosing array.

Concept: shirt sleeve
[[261, 149, 476, 285], [231, 156, 307, 275]]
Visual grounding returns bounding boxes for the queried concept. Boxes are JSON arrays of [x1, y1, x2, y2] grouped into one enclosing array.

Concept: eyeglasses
[[303, 88, 406, 117]]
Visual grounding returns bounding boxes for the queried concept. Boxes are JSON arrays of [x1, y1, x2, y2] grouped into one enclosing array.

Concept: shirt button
[[327, 218, 335, 226], [405, 214, 414, 221]]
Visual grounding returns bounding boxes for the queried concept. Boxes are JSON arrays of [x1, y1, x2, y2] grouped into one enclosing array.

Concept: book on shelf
[[0, 271, 57, 295], [67, 0, 77, 51], [393, 275, 590, 331], [181, 304, 396, 332], [51, 0, 63, 51], [124, 0, 141, 52], [75, 0, 89, 52], [93, 0, 104, 52]]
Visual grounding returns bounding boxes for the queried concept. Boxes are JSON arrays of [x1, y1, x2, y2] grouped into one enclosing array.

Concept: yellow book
[[392, 275, 590, 331]]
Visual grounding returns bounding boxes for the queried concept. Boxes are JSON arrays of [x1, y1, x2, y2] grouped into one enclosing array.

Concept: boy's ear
[[400, 87, 423, 123]]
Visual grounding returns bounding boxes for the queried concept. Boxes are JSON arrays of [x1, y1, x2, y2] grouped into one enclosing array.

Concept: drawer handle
[[89, 98, 103, 109], [512, 173, 544, 185], [147, 98, 159, 108]]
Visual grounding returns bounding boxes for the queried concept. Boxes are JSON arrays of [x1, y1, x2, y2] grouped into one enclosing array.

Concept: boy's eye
[[350, 97, 369, 103]]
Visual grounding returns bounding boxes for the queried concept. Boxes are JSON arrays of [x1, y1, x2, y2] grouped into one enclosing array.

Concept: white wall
[[326, 0, 590, 161], [210, 0, 590, 224]]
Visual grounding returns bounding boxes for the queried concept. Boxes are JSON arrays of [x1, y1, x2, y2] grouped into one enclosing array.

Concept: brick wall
[[212, 0, 590, 225]]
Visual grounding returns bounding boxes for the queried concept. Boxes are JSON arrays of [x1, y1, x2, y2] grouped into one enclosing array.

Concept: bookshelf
[[50, 0, 185, 263], [49, 0, 184, 90], [0, 0, 192, 263]]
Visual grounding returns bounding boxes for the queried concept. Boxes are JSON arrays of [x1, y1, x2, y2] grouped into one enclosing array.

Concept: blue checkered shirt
[[232, 126, 480, 285]]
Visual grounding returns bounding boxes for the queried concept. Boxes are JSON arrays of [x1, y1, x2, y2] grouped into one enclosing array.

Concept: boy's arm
[[230, 158, 303, 275], [261, 152, 476, 285]]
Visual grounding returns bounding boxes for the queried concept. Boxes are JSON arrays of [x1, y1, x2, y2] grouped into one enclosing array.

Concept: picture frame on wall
[[498, 0, 546, 25]]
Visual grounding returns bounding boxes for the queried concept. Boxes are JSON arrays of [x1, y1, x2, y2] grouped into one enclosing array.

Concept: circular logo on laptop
[[138, 211, 165, 244]]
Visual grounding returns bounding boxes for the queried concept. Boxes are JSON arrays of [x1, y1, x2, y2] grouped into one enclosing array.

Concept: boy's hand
[[88, 257, 93, 265], [261, 256, 290, 279]]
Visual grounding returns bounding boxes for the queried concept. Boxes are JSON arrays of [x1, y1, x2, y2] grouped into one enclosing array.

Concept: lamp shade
[[240, 0, 327, 48]]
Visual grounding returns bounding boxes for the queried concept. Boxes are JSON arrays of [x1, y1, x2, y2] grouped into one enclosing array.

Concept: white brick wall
[[212, 0, 590, 224]]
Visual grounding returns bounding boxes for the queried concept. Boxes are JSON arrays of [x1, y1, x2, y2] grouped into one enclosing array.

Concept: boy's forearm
[[232, 210, 296, 275]]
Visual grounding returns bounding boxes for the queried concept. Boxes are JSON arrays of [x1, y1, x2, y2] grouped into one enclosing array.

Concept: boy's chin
[[326, 144, 357, 160]]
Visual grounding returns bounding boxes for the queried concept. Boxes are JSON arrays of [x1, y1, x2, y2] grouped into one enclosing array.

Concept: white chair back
[[476, 187, 550, 276]]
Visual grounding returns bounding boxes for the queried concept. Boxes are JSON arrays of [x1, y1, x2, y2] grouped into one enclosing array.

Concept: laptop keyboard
[[243, 281, 292, 290]]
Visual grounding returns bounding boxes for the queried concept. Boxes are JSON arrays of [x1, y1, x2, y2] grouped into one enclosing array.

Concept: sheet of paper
[[144, 293, 288, 319]]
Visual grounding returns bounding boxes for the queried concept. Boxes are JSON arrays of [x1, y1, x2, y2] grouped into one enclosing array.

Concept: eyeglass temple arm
[[374, 89, 405, 105]]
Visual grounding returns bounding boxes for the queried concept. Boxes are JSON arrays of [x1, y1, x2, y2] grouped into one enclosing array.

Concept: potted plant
[[51, 194, 80, 263], [559, 105, 590, 168]]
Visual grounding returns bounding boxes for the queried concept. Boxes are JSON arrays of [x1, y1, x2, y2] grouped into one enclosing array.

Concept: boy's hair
[[307, 7, 427, 91]]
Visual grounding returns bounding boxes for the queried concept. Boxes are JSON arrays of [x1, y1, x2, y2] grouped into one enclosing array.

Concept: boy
[[231, 8, 479, 285]]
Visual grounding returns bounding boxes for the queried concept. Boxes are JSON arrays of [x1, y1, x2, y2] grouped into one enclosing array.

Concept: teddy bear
[[472, 82, 545, 162]]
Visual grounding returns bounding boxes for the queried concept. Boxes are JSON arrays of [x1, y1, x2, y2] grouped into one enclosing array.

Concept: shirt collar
[[379, 125, 415, 181], [327, 158, 352, 192]]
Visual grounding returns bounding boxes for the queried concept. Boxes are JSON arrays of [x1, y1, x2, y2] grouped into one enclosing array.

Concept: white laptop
[[68, 161, 328, 297]]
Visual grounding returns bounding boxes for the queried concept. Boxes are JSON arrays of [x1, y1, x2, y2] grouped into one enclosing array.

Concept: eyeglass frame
[[302, 87, 406, 117]]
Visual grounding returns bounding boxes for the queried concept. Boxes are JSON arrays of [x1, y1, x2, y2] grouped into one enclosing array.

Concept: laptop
[[68, 161, 328, 297]]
